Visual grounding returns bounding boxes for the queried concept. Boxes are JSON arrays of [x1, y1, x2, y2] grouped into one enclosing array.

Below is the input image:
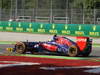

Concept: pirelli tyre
[[82, 48, 92, 57], [15, 42, 26, 54], [68, 45, 79, 57]]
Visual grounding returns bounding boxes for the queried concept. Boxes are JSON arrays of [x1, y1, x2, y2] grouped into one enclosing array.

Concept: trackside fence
[[0, 21, 100, 37]]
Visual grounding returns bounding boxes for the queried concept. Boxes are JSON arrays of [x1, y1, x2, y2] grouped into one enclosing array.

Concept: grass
[[0, 41, 16, 44], [93, 43, 100, 46]]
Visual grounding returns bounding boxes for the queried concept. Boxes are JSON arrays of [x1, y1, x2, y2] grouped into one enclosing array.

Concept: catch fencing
[[0, 9, 100, 24]]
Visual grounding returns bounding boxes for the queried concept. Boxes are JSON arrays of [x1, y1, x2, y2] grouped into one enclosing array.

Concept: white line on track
[[40, 66, 100, 74], [0, 61, 40, 68]]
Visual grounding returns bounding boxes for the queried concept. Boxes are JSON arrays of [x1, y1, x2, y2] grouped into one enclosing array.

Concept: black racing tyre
[[15, 42, 26, 54], [81, 43, 92, 57], [82, 49, 92, 57], [68, 45, 79, 57]]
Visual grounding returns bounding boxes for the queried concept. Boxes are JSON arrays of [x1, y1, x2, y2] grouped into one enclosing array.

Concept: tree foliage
[[0, 0, 11, 9], [0, 0, 100, 9], [72, 0, 100, 9]]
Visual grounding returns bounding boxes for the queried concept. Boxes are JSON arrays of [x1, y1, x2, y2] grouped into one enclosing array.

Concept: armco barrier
[[0, 21, 100, 37]]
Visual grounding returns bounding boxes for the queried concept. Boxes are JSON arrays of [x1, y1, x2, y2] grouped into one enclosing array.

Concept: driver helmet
[[53, 34, 58, 40]]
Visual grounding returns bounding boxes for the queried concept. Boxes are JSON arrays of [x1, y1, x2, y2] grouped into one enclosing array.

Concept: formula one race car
[[13, 35, 92, 57]]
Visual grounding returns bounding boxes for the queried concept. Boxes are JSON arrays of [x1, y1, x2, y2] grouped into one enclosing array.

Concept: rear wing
[[76, 36, 92, 51]]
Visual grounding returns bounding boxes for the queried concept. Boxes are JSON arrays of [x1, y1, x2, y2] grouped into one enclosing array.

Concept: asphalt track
[[0, 32, 100, 44], [91, 47, 100, 56]]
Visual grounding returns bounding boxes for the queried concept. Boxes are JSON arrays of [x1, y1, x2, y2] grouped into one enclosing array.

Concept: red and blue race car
[[14, 35, 92, 57]]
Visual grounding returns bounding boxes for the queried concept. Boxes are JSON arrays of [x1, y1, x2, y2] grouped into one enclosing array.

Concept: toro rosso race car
[[13, 35, 92, 57]]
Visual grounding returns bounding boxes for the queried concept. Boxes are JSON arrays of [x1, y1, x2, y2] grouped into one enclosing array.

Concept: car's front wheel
[[68, 45, 79, 57], [15, 42, 26, 54]]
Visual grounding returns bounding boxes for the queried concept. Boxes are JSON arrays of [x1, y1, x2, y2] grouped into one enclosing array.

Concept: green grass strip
[[95, 60, 100, 62], [0, 41, 16, 44], [93, 43, 100, 47], [18, 54, 92, 60]]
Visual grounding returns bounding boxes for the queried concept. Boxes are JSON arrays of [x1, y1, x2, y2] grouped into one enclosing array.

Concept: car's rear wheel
[[82, 49, 92, 57], [15, 42, 26, 54], [68, 45, 79, 57]]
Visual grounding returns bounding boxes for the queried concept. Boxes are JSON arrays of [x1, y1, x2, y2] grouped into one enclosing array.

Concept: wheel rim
[[15, 42, 25, 54], [68, 46, 78, 57]]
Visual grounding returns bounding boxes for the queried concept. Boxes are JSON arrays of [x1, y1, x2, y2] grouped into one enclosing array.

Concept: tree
[[72, 0, 100, 9], [0, 0, 11, 9], [24, 0, 36, 9]]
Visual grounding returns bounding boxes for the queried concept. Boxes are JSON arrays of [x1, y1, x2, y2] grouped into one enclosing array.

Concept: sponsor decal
[[77, 38, 87, 42]]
